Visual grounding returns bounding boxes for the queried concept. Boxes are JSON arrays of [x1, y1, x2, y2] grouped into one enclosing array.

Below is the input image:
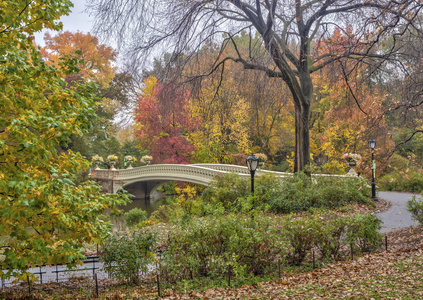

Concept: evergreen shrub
[[379, 170, 423, 193], [345, 213, 382, 253], [160, 215, 289, 281], [124, 208, 148, 227], [159, 212, 383, 282], [268, 173, 372, 214], [102, 231, 156, 284], [407, 195, 423, 225]]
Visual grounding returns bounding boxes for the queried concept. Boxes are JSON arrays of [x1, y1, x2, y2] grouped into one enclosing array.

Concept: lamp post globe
[[368, 138, 376, 150], [246, 154, 259, 173], [368, 138, 378, 201]]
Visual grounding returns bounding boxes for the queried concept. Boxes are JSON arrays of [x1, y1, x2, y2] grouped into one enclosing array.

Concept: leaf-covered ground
[[1, 225, 422, 299]]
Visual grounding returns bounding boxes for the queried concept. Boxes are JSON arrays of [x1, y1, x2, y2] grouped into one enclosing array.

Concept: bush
[[280, 214, 319, 265], [102, 231, 156, 284], [201, 173, 250, 211], [157, 211, 384, 285], [149, 196, 185, 223], [407, 196, 423, 225], [314, 213, 350, 260], [379, 170, 423, 193], [124, 208, 148, 227], [160, 215, 288, 281], [268, 174, 372, 214], [345, 213, 382, 253], [311, 176, 371, 207], [160, 211, 384, 281], [201, 173, 282, 214], [201, 172, 372, 216]]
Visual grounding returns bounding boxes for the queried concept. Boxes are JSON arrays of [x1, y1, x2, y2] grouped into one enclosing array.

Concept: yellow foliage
[[190, 75, 251, 163], [141, 76, 158, 97], [0, 0, 129, 280]]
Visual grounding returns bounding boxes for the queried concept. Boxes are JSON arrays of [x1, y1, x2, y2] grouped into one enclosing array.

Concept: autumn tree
[[302, 28, 392, 172], [311, 62, 393, 174], [183, 34, 293, 165], [41, 31, 117, 87], [88, 0, 423, 173], [41, 32, 138, 161], [134, 76, 197, 164], [0, 0, 128, 280], [381, 17, 423, 164]]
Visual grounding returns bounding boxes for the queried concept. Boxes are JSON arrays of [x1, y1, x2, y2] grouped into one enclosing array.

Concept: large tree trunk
[[294, 103, 310, 174], [265, 39, 312, 174]]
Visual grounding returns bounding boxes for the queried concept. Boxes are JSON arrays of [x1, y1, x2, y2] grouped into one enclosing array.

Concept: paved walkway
[[377, 191, 421, 233]]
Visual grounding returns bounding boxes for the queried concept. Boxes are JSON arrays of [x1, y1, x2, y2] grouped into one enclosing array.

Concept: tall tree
[[381, 17, 423, 163], [41, 32, 137, 161], [0, 0, 128, 280], [88, 0, 422, 173], [185, 34, 293, 164], [41, 31, 117, 88], [134, 76, 197, 164]]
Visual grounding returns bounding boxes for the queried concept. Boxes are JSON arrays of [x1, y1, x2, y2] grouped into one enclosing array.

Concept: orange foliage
[[310, 29, 394, 175], [41, 31, 117, 87]]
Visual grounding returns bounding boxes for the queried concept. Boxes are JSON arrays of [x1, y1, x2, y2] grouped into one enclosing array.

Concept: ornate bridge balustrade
[[90, 164, 347, 200]]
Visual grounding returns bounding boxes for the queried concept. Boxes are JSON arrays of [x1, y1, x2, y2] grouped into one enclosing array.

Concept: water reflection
[[119, 191, 166, 216]]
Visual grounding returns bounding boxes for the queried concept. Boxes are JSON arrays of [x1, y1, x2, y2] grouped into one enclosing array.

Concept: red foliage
[[134, 81, 198, 164], [231, 153, 248, 166], [150, 136, 195, 164]]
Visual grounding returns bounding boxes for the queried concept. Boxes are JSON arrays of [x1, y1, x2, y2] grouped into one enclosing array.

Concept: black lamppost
[[246, 154, 259, 195], [246, 154, 259, 216], [368, 138, 378, 201]]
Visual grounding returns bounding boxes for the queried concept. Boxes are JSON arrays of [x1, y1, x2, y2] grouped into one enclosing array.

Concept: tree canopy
[[88, 0, 423, 172], [0, 0, 128, 280]]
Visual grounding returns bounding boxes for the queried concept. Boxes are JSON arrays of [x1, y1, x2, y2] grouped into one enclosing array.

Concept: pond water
[[119, 191, 167, 216]]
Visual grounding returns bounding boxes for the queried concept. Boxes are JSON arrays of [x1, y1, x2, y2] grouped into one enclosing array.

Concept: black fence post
[[278, 259, 281, 278], [27, 275, 31, 294], [312, 250, 315, 269], [350, 243, 354, 260], [39, 265, 43, 284], [156, 273, 161, 298], [95, 273, 99, 298], [228, 264, 232, 287]]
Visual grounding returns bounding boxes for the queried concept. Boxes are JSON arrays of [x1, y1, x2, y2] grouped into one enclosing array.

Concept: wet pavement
[[377, 191, 422, 233]]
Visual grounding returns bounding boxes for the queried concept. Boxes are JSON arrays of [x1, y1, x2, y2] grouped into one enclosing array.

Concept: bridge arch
[[90, 164, 259, 200], [90, 163, 346, 201]]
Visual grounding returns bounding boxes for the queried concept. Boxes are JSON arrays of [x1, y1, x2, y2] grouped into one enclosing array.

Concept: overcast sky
[[35, 0, 92, 46]]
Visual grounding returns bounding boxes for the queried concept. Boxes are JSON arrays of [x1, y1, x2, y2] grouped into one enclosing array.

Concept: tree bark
[[294, 102, 310, 174], [263, 36, 312, 174]]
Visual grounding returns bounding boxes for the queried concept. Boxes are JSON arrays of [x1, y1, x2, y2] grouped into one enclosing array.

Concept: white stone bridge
[[90, 164, 347, 201]]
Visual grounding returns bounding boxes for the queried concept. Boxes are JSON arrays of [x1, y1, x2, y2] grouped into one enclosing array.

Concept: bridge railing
[[91, 164, 255, 187], [91, 164, 349, 181], [192, 164, 294, 177], [116, 164, 232, 183], [90, 164, 352, 194]]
